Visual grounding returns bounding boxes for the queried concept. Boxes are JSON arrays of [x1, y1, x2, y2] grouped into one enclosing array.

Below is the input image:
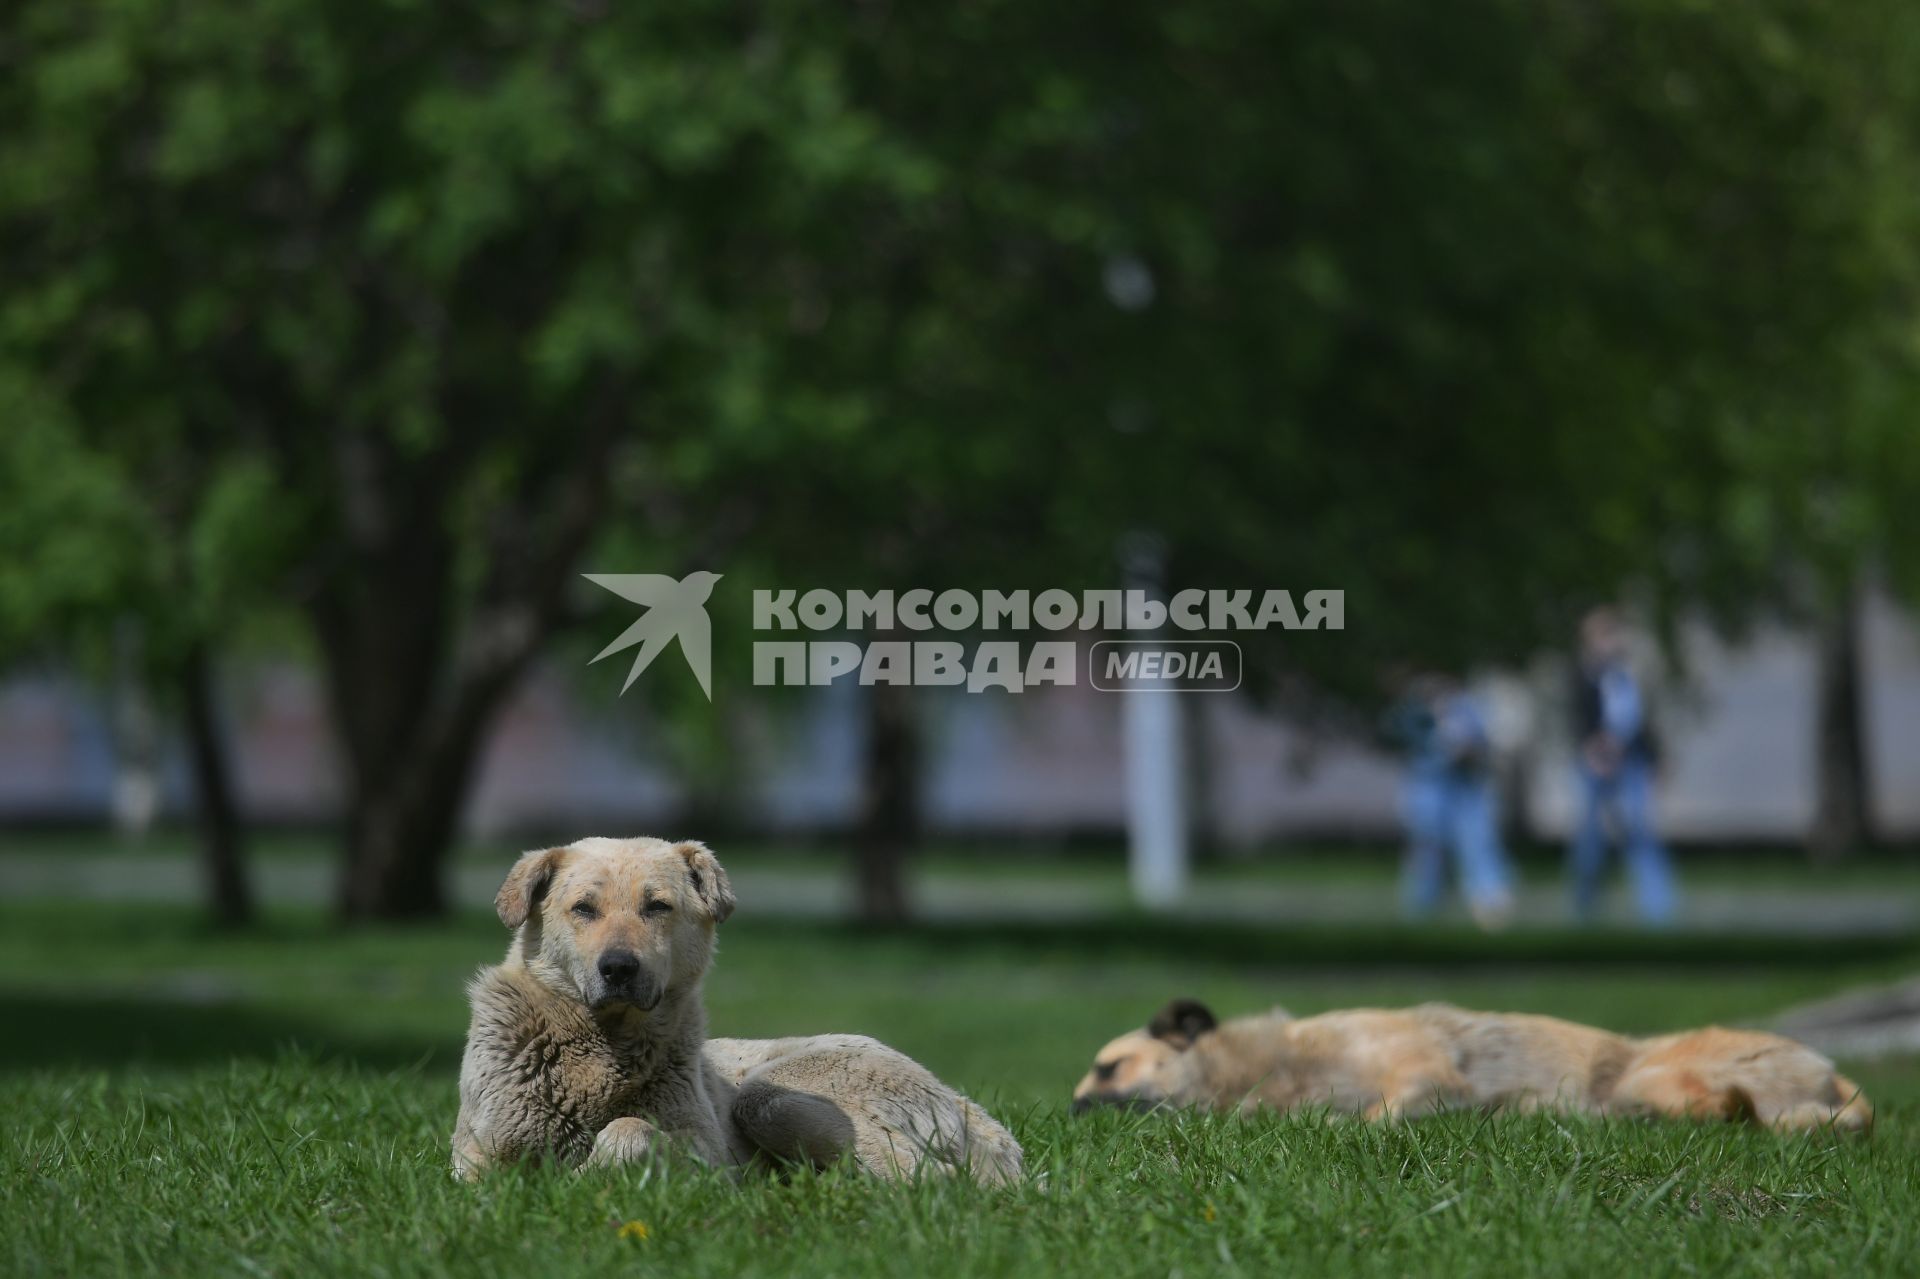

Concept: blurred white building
[[4, 596, 1920, 846]]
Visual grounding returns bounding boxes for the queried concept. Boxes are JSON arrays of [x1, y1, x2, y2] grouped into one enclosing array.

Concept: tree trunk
[[180, 644, 254, 926], [320, 595, 523, 921], [297, 418, 616, 920], [1186, 696, 1217, 860], [1811, 590, 1874, 861], [336, 738, 484, 919], [314, 550, 579, 920], [854, 681, 917, 924]]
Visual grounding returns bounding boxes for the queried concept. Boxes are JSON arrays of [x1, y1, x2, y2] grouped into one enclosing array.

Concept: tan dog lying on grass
[[1073, 999, 1871, 1132], [451, 836, 1022, 1182]]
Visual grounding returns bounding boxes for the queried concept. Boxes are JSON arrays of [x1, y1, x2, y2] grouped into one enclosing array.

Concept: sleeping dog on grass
[[1073, 999, 1871, 1132], [452, 836, 1022, 1182]]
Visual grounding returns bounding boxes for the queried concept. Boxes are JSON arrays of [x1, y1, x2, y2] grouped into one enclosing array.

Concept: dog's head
[[494, 836, 736, 1016], [1070, 998, 1220, 1114]]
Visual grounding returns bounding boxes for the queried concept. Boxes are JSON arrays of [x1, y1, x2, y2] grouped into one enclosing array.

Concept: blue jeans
[[1401, 774, 1512, 917], [1569, 758, 1676, 923]]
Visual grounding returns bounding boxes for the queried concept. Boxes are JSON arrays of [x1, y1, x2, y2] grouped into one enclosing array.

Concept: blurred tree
[[5, 0, 1917, 920], [0, 376, 278, 924], [0, 0, 977, 917], [694, 0, 1920, 894]]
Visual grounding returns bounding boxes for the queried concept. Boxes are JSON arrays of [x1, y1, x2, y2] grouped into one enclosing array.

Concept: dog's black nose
[[598, 950, 641, 984]]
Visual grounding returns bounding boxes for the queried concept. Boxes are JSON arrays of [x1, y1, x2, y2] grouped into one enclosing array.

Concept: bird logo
[[583, 571, 723, 699]]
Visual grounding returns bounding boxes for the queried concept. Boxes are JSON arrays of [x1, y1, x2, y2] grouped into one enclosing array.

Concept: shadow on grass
[[735, 916, 1920, 971], [2, 902, 1912, 1075], [8, 898, 1914, 976], [0, 992, 460, 1074]]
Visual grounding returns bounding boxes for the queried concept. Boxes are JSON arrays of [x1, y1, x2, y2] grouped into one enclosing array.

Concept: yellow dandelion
[[617, 1220, 651, 1242], [1202, 1203, 1218, 1223]]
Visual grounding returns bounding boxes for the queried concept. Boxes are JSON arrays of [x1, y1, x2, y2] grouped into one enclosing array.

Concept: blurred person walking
[[1385, 673, 1515, 930], [1568, 608, 1677, 924]]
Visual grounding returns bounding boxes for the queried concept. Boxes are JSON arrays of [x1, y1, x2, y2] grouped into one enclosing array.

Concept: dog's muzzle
[[592, 949, 663, 1011], [1071, 1094, 1160, 1117]]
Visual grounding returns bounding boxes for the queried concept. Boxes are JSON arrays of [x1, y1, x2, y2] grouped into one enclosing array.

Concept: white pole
[[1120, 534, 1188, 909], [1124, 683, 1189, 908]]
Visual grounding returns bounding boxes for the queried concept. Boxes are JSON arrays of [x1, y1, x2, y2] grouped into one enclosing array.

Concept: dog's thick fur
[[1072, 998, 1872, 1132], [452, 837, 1022, 1182]]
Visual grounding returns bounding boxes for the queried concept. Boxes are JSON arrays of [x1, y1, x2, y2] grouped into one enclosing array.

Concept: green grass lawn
[[3, 900, 1918, 1277]]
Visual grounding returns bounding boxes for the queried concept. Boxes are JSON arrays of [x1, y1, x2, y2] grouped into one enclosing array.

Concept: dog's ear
[[495, 846, 568, 929], [1147, 998, 1218, 1046], [675, 840, 736, 924]]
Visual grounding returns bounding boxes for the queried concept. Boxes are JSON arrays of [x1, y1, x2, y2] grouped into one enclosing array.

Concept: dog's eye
[[570, 901, 599, 919], [643, 900, 674, 916], [1094, 1061, 1118, 1082]]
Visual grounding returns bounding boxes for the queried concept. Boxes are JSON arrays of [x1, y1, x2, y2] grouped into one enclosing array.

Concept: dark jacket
[[1571, 666, 1660, 766]]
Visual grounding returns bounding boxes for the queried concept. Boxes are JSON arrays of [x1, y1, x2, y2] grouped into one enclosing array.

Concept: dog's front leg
[[581, 1115, 738, 1179], [581, 1116, 661, 1170]]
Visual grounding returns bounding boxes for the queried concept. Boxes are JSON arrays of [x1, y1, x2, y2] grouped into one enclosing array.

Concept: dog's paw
[[583, 1117, 660, 1169]]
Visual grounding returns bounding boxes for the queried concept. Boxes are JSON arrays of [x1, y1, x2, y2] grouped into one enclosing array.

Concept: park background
[[5, 1, 1920, 1274]]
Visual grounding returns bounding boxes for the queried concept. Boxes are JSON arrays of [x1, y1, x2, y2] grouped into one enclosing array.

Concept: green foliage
[[0, 374, 141, 657], [0, 364, 299, 672], [5, 0, 1920, 797], [601, 0, 1920, 689]]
